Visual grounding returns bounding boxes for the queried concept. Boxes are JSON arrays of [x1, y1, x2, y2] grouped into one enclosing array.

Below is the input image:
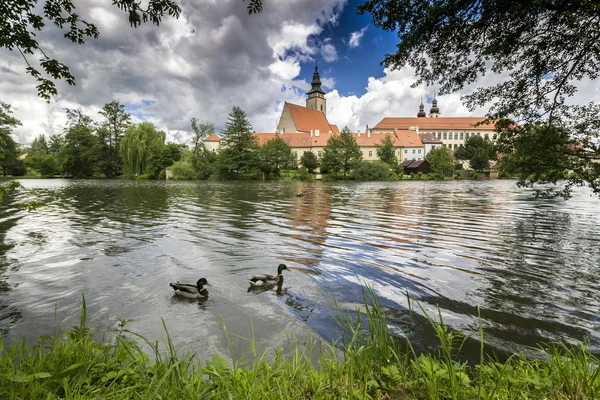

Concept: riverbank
[[1, 290, 598, 399]]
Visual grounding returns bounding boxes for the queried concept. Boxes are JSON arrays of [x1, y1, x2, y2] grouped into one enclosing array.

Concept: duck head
[[277, 264, 288, 275], [196, 278, 210, 289]]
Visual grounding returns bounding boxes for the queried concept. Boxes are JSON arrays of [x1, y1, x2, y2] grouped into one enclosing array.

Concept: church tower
[[417, 97, 426, 118], [429, 91, 440, 118], [306, 65, 327, 116]]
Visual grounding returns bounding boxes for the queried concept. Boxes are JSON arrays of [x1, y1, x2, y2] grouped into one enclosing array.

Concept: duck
[[169, 278, 210, 300], [296, 192, 305, 197], [248, 264, 289, 287]]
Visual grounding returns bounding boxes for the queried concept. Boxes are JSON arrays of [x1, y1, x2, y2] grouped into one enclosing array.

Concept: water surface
[[1, 179, 598, 359]]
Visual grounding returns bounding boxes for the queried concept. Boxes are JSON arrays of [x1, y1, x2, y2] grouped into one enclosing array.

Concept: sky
[[2, 0, 599, 145]]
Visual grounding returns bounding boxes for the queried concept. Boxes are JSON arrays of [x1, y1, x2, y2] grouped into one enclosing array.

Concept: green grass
[[1, 290, 598, 399]]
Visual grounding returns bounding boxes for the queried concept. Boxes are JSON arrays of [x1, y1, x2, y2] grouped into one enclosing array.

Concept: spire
[[307, 64, 326, 95], [417, 96, 426, 118], [430, 90, 440, 115]]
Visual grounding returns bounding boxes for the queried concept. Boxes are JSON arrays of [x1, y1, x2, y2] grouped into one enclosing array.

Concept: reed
[[0, 289, 598, 399]]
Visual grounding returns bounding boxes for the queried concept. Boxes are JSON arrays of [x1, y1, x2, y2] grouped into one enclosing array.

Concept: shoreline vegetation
[[1, 289, 598, 399]]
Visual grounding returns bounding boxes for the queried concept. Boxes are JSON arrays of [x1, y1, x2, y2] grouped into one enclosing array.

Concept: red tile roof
[[330, 124, 340, 134], [286, 103, 336, 134], [373, 117, 495, 130], [205, 133, 220, 142], [393, 129, 424, 147]]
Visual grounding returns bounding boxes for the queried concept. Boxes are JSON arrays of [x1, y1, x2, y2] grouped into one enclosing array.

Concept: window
[[478, 132, 481, 136], [454, 132, 458, 140], [404, 149, 408, 154], [465, 132, 469, 139], [368, 150, 373, 157], [294, 151, 298, 157], [318, 151, 322, 157], [320, 105, 323, 111], [460, 132, 464, 139], [418, 149, 421, 154], [485, 133, 489, 138], [412, 149, 416, 154], [282, 128, 285, 133], [437, 132, 441, 139], [453, 144, 458, 150], [443, 132, 447, 139]]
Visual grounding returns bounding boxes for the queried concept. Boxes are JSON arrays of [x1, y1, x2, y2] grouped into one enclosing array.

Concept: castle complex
[[205, 66, 496, 164]]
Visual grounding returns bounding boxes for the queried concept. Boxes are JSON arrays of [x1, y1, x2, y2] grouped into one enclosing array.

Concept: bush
[[351, 161, 389, 181], [292, 167, 315, 181], [170, 160, 196, 180]]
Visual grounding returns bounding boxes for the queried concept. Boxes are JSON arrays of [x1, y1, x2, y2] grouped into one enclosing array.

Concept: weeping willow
[[119, 122, 166, 176]]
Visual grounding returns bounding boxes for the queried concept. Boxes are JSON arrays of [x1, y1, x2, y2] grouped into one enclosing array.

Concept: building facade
[[204, 67, 495, 169]]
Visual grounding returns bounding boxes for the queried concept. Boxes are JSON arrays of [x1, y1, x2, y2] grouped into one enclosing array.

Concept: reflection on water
[[0, 179, 599, 359]]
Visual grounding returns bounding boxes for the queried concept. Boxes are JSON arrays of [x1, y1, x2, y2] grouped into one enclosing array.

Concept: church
[[205, 65, 497, 163]]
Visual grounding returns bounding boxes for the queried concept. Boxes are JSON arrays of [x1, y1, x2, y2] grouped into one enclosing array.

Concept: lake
[[1, 179, 599, 360]]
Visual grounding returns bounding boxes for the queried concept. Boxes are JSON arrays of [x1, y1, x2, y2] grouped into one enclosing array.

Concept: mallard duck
[[296, 193, 305, 197], [248, 264, 288, 287], [169, 278, 210, 299]]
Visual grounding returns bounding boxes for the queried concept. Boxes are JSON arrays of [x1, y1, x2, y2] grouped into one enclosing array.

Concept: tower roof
[[430, 92, 440, 114], [417, 97, 426, 118], [307, 65, 326, 95]]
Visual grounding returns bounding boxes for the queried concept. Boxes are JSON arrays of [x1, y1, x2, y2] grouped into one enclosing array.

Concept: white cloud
[[325, 67, 481, 132], [1, 0, 346, 144], [320, 38, 338, 62], [348, 26, 367, 48]]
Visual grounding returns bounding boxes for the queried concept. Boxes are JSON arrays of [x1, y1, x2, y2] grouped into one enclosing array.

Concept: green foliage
[[375, 134, 397, 166], [218, 106, 259, 176], [454, 136, 496, 173], [119, 122, 166, 176], [146, 142, 184, 179], [0, 288, 599, 399], [351, 161, 389, 180], [0, 101, 23, 176], [497, 121, 600, 198], [321, 126, 363, 178], [300, 150, 319, 173], [425, 146, 455, 178], [169, 160, 196, 180], [97, 101, 131, 178], [60, 124, 99, 178], [258, 135, 296, 177]]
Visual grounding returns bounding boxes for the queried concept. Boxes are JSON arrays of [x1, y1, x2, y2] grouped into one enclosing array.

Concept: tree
[[218, 106, 258, 176], [375, 134, 397, 166], [2, 1, 263, 100], [359, 0, 600, 196], [29, 134, 49, 157], [260, 135, 296, 177], [147, 142, 185, 179], [454, 136, 496, 173], [60, 124, 100, 178], [321, 127, 362, 178], [190, 119, 213, 157], [425, 147, 455, 178], [120, 122, 166, 176], [25, 134, 61, 177], [0, 101, 23, 176], [497, 121, 599, 198], [300, 151, 319, 174], [98, 101, 131, 177]]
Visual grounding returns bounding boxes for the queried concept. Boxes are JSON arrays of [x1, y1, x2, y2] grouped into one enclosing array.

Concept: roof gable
[[286, 103, 334, 134]]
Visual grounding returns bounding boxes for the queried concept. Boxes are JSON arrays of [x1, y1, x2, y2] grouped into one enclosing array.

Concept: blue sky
[[297, 0, 397, 97]]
